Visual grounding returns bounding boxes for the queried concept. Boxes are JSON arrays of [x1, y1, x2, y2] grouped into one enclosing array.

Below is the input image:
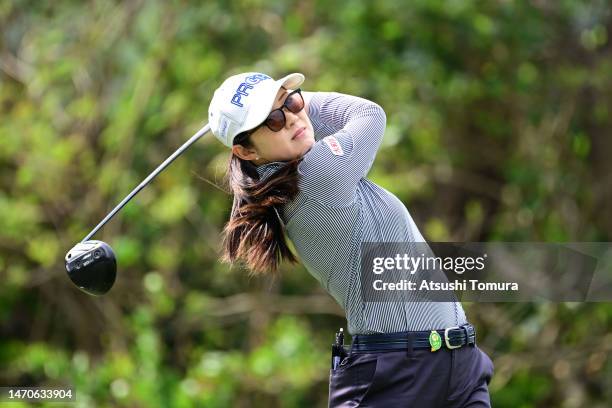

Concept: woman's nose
[[285, 110, 299, 128]]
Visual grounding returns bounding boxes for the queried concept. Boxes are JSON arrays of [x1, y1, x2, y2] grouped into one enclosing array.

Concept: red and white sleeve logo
[[323, 136, 344, 156]]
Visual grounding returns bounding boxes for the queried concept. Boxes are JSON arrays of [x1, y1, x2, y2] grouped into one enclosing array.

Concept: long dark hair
[[220, 134, 301, 275]]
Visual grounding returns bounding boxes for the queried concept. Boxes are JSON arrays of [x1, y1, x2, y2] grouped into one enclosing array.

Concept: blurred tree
[[1, 0, 611, 406]]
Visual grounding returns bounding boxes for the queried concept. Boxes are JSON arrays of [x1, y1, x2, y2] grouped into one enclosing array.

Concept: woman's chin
[[299, 138, 316, 156]]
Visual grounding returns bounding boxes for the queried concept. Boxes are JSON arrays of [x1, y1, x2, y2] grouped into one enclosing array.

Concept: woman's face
[[232, 88, 315, 164]]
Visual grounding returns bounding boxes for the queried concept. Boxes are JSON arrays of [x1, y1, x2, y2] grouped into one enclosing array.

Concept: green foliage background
[[1, 0, 611, 406]]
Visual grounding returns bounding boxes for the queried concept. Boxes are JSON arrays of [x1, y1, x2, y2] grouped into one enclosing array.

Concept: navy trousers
[[328, 344, 494, 407]]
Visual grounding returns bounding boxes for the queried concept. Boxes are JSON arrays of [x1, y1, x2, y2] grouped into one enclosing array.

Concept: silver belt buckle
[[444, 326, 462, 349]]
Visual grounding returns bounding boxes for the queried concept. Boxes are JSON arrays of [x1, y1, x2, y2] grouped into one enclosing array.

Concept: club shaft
[[82, 123, 211, 242]]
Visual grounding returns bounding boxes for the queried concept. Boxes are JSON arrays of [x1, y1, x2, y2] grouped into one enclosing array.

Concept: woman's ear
[[232, 144, 259, 161]]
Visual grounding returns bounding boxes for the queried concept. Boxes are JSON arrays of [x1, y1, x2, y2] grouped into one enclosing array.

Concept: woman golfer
[[208, 72, 494, 407]]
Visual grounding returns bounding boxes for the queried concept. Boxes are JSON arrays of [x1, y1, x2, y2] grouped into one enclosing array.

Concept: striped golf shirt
[[255, 91, 467, 334]]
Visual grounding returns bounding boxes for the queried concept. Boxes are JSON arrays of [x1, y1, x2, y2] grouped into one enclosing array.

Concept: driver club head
[[65, 240, 117, 296]]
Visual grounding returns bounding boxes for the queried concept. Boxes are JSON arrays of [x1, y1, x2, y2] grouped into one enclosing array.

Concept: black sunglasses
[[235, 89, 305, 143]]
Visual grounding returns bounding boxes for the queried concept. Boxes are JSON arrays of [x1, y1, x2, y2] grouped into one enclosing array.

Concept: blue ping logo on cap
[[230, 73, 272, 107]]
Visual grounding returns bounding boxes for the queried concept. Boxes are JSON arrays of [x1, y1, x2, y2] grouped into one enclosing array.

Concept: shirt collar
[[254, 161, 289, 181]]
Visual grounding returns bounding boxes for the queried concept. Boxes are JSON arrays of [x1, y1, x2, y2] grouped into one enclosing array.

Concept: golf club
[[65, 124, 211, 296]]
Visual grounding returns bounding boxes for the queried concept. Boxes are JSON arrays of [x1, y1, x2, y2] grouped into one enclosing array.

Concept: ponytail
[[220, 145, 301, 275]]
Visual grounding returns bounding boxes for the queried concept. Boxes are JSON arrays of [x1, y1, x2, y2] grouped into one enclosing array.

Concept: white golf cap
[[208, 72, 305, 147]]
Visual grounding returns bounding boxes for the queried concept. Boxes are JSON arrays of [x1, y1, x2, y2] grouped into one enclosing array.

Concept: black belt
[[349, 324, 476, 354]]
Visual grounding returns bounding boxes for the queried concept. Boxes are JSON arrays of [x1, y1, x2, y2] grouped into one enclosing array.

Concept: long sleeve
[[298, 91, 387, 207]]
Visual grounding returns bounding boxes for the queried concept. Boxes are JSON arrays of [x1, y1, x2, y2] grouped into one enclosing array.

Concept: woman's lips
[[292, 127, 306, 140]]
